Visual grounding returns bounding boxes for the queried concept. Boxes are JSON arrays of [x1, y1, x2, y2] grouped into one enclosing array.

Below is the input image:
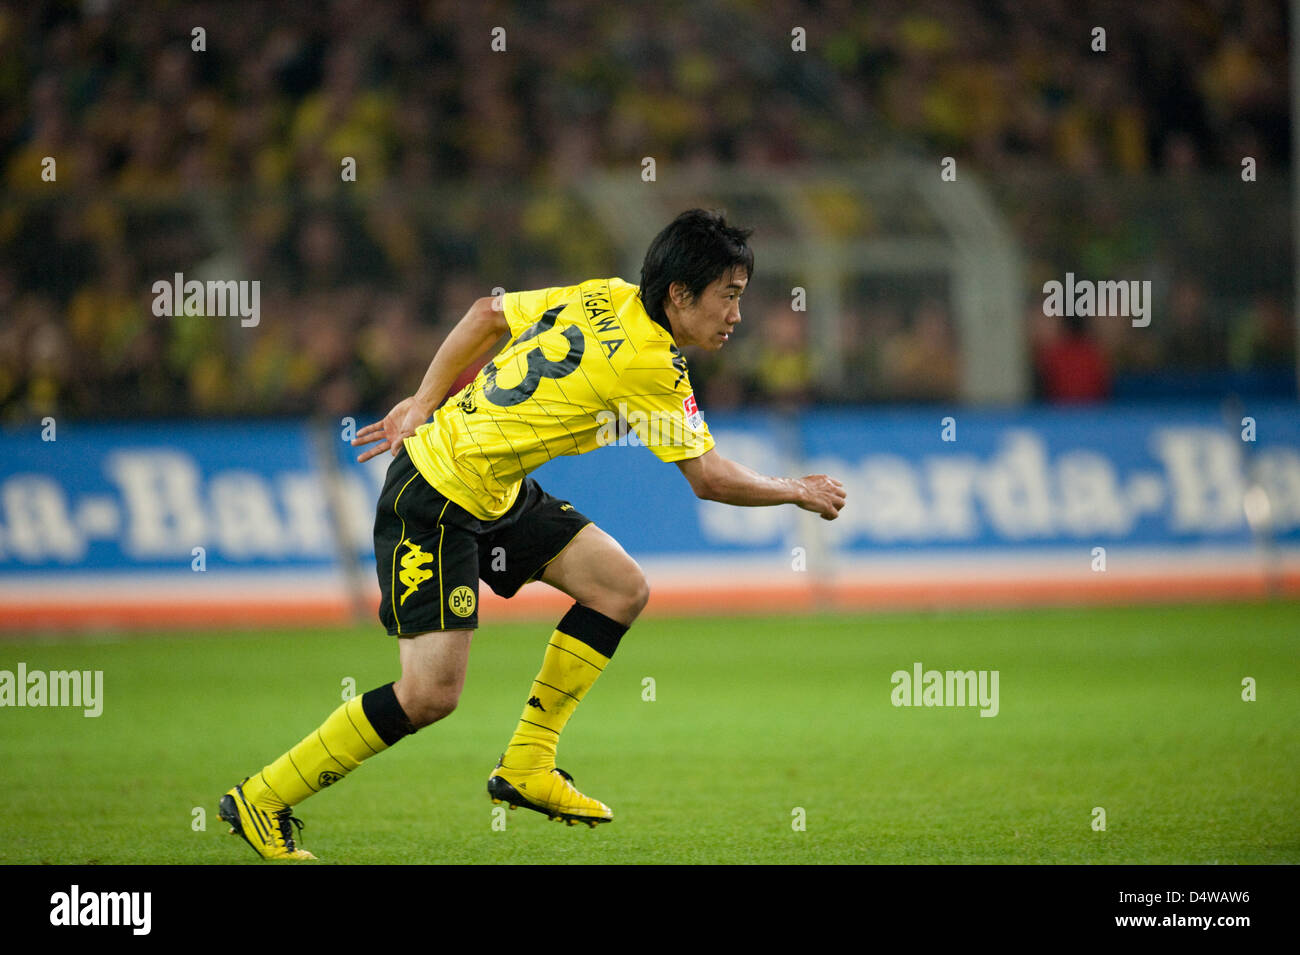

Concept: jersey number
[[483, 305, 584, 407]]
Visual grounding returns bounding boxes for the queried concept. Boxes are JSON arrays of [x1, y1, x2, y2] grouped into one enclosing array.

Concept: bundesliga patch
[[683, 393, 705, 432]]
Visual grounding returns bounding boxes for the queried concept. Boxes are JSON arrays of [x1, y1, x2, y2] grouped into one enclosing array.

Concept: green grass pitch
[[1, 601, 1297, 864]]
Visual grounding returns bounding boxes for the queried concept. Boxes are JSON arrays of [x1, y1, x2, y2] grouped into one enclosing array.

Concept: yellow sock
[[242, 684, 412, 809], [501, 605, 628, 773]]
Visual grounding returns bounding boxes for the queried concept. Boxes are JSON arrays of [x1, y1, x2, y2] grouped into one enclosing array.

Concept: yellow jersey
[[404, 277, 715, 520]]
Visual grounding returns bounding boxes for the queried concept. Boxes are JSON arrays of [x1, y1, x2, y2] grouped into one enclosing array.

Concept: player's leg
[[498, 523, 646, 769], [220, 448, 475, 859], [488, 517, 648, 824], [537, 522, 650, 626], [223, 676, 420, 852], [393, 627, 474, 728], [221, 632, 469, 861], [243, 626, 470, 804]]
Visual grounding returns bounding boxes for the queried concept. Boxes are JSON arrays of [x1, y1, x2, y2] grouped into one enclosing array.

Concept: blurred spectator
[[1035, 314, 1111, 403], [879, 299, 960, 402], [1164, 277, 1227, 370], [750, 305, 813, 410], [1230, 295, 1294, 370]]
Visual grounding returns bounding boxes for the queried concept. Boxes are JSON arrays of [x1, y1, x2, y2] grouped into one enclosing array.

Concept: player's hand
[[352, 396, 430, 463], [796, 474, 846, 521]]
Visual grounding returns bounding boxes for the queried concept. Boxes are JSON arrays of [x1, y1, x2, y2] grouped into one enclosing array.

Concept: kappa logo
[[318, 771, 343, 788], [669, 344, 688, 388], [457, 380, 479, 414], [527, 696, 546, 711], [399, 539, 434, 605]]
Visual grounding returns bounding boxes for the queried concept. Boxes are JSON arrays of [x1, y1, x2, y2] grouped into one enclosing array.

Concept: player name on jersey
[[581, 282, 625, 359]]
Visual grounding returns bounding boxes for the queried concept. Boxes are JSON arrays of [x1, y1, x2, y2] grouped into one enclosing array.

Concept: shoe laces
[[273, 808, 305, 850]]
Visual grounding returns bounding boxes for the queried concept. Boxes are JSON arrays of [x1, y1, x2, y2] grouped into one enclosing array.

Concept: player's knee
[[628, 572, 650, 619], [607, 569, 649, 624], [402, 689, 459, 729], [585, 571, 647, 627]]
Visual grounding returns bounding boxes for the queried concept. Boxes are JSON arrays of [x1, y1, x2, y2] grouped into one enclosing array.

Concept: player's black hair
[[639, 209, 754, 332]]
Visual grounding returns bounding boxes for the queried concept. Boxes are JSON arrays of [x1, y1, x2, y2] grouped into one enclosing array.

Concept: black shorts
[[374, 449, 592, 635]]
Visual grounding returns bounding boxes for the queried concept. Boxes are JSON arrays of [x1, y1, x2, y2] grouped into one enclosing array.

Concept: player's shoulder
[[598, 278, 672, 354], [511, 278, 640, 317], [598, 289, 690, 395], [570, 277, 668, 364], [507, 282, 583, 308], [510, 278, 677, 370], [579, 277, 652, 320]]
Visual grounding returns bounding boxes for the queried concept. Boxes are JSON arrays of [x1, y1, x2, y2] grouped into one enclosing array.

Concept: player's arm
[[676, 448, 846, 520], [353, 296, 509, 462]]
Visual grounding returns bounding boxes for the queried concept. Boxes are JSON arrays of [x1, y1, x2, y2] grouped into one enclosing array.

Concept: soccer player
[[219, 209, 846, 859]]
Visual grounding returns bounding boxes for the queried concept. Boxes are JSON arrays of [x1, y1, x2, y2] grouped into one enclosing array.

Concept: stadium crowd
[[0, 0, 1291, 422]]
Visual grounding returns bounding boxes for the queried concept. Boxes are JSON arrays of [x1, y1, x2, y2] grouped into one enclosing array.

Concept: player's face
[[671, 269, 747, 350]]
